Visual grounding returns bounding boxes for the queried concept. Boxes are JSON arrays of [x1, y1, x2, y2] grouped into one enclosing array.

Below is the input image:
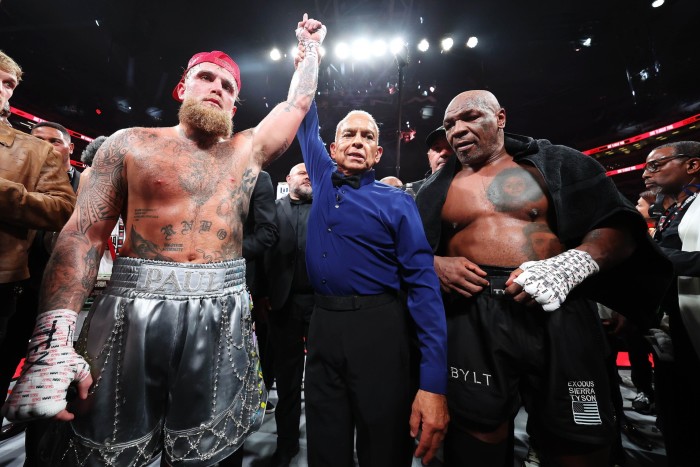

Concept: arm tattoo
[[38, 132, 129, 312], [39, 231, 100, 312], [76, 131, 128, 234], [287, 39, 319, 105]]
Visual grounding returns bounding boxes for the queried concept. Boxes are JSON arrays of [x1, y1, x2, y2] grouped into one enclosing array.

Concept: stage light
[[319, 46, 327, 57], [372, 39, 387, 57], [352, 39, 372, 61], [335, 42, 350, 60], [417, 39, 429, 52], [441, 37, 454, 52], [270, 48, 282, 61], [429, 86, 436, 93], [466, 36, 478, 48], [389, 38, 405, 55], [582, 37, 591, 47], [651, 0, 664, 7]]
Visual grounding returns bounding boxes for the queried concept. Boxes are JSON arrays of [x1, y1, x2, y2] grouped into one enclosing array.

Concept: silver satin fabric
[[60, 257, 266, 466]]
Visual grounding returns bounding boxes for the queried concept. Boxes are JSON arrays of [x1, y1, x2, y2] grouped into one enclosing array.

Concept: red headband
[[172, 51, 241, 102]]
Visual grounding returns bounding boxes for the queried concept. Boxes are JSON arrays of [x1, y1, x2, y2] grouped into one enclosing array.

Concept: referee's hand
[[410, 389, 449, 464]]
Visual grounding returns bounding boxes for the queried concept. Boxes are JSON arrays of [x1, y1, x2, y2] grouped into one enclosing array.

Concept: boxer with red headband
[[3, 13, 326, 467]]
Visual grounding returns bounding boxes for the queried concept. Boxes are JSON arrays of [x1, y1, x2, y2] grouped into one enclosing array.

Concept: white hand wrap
[[2, 310, 90, 421], [295, 24, 327, 46], [513, 249, 599, 312]]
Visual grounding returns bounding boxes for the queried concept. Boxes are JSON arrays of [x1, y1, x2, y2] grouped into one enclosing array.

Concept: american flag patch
[[572, 401, 602, 425]]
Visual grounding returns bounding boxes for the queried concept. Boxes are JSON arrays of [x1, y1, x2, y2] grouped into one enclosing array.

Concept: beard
[[292, 184, 313, 201], [178, 97, 233, 138]]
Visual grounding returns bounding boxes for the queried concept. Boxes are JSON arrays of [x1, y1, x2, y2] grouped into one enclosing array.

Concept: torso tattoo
[[442, 159, 564, 266], [95, 128, 258, 263]]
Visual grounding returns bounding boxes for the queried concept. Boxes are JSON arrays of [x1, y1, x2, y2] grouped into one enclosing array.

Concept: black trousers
[[267, 293, 314, 453], [0, 280, 34, 404], [305, 293, 416, 467], [0, 281, 23, 349]]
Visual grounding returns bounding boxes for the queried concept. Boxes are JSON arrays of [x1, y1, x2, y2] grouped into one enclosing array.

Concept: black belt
[[314, 292, 397, 311]]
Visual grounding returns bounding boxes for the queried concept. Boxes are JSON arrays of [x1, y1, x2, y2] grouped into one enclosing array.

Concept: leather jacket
[[0, 124, 76, 283]]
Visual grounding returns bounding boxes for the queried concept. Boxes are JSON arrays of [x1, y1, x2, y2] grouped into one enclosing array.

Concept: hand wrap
[[2, 310, 90, 421], [513, 249, 599, 312], [295, 24, 327, 46]]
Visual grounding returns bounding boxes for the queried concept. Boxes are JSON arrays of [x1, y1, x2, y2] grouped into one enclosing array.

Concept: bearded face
[[178, 97, 233, 138]]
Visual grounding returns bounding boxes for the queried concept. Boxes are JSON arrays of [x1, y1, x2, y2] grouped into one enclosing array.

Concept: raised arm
[[251, 14, 325, 168]]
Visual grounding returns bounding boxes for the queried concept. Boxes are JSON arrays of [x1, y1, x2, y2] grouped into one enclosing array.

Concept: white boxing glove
[[2, 310, 91, 421], [513, 249, 599, 312]]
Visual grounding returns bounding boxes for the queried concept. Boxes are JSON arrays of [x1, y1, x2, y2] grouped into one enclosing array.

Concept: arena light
[[319, 46, 326, 57], [582, 37, 592, 47], [389, 37, 405, 55], [351, 39, 372, 61], [466, 36, 478, 48], [417, 39, 430, 52], [371, 39, 387, 57], [335, 42, 351, 60], [441, 37, 454, 52], [651, 0, 664, 7], [270, 48, 282, 61]]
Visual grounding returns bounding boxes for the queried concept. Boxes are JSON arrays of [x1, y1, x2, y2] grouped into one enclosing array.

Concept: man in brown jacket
[[0, 50, 75, 352]]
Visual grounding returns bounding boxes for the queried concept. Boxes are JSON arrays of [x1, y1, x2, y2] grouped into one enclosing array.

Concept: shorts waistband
[[481, 265, 516, 297], [314, 292, 397, 311], [108, 257, 246, 297]]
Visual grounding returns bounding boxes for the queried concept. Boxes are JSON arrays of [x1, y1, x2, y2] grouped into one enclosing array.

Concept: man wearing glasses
[[642, 141, 700, 467]]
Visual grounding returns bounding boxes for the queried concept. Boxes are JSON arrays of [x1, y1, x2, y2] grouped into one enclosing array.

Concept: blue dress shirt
[[296, 101, 447, 394]]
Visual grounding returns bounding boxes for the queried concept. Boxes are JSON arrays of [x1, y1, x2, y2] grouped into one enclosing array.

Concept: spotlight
[[335, 42, 350, 60], [270, 48, 282, 61], [351, 39, 372, 61], [651, 0, 664, 7], [466, 36, 478, 48], [441, 37, 454, 52], [429, 86, 435, 93], [319, 46, 327, 57], [372, 39, 387, 57], [417, 39, 429, 52], [389, 38, 405, 55], [582, 37, 591, 47]]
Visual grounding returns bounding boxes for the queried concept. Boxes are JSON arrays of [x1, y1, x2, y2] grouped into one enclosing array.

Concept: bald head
[[379, 176, 403, 188], [443, 89, 507, 166], [287, 163, 312, 201], [447, 90, 502, 115]]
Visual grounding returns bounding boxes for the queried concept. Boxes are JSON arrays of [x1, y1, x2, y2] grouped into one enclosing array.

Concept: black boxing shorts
[[444, 266, 615, 446]]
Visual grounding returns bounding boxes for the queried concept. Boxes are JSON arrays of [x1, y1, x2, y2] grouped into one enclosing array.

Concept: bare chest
[[442, 164, 550, 227], [126, 139, 251, 208]]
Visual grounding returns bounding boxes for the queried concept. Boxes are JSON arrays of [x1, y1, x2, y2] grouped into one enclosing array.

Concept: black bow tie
[[331, 172, 362, 189]]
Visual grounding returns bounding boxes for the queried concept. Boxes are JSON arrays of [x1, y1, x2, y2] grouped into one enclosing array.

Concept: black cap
[[425, 126, 446, 148]]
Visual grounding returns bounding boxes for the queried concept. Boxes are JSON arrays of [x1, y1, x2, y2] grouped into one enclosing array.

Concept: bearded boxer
[[415, 90, 671, 466], [2, 14, 326, 466]]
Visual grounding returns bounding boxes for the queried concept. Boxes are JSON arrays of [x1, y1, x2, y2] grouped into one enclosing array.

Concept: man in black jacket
[[261, 162, 313, 466], [242, 170, 279, 403]]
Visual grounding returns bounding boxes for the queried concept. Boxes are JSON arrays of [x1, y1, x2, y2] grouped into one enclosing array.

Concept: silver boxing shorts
[[59, 257, 266, 466]]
